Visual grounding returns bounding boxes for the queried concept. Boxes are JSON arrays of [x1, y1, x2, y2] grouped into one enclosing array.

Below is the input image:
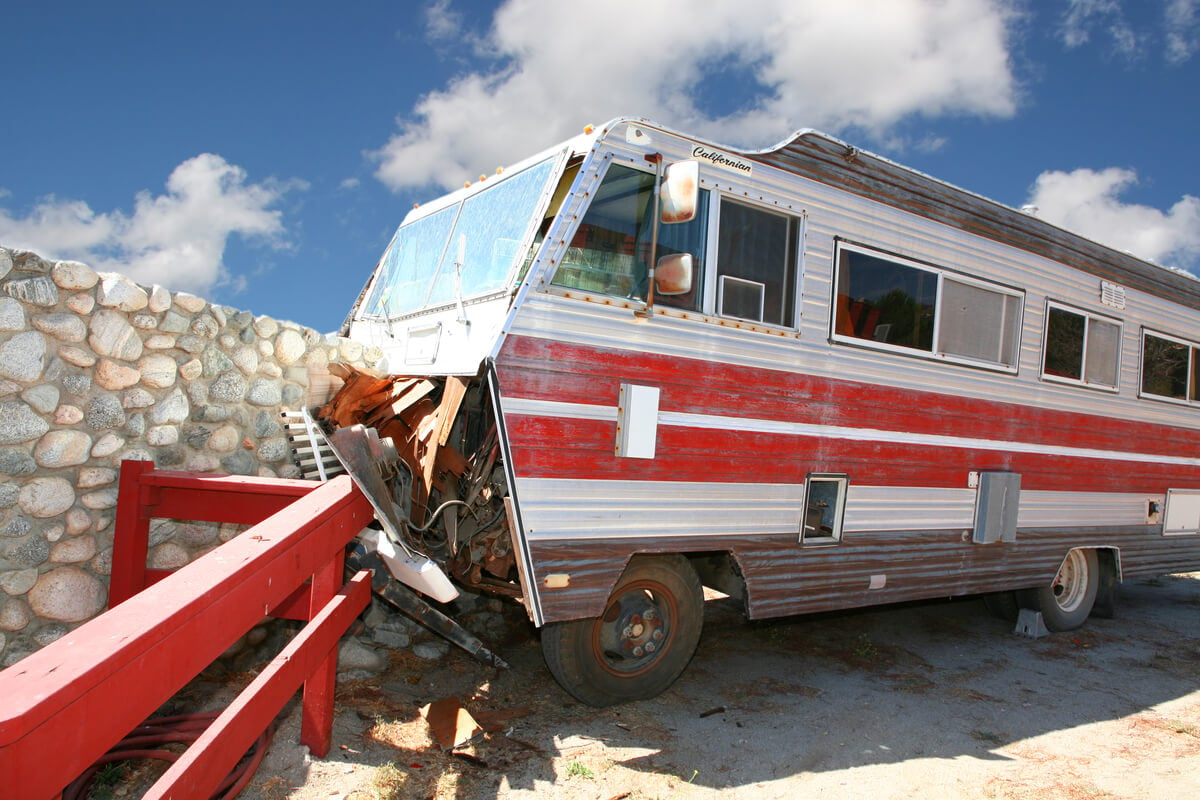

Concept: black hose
[[407, 499, 475, 533], [61, 711, 275, 800]]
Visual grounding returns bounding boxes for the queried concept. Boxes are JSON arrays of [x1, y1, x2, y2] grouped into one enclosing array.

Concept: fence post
[[300, 544, 347, 757], [109, 460, 155, 607]]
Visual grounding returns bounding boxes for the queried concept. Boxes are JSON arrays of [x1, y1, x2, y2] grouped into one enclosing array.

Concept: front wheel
[[1017, 549, 1099, 632], [541, 554, 704, 707]]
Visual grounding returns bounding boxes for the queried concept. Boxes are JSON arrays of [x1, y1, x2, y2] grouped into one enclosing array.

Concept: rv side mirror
[[660, 160, 699, 224], [654, 253, 693, 295]]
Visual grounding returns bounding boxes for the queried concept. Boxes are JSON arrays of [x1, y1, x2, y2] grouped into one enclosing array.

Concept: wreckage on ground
[[317, 118, 1200, 706]]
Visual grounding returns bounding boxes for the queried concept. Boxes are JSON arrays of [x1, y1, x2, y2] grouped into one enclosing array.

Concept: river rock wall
[[0, 246, 383, 666]]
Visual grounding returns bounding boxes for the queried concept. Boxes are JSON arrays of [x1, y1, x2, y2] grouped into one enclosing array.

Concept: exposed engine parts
[[315, 365, 520, 600]]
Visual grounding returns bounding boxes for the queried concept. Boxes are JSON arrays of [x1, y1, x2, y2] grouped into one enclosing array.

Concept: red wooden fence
[[0, 461, 376, 798]]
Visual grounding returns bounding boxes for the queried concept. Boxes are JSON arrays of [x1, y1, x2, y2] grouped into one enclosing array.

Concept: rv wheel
[[1017, 548, 1099, 632], [541, 554, 703, 707]]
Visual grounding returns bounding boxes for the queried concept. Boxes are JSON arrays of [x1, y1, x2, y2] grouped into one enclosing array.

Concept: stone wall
[[0, 246, 382, 666]]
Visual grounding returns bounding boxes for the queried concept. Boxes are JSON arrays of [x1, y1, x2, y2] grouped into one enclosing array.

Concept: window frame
[[705, 195, 804, 331], [799, 473, 849, 546], [1039, 300, 1123, 393], [548, 157, 806, 335], [1139, 328, 1200, 407], [361, 152, 563, 322], [831, 240, 1025, 374]]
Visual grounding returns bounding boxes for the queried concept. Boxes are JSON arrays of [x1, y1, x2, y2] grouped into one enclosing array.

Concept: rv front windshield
[[362, 156, 558, 319]]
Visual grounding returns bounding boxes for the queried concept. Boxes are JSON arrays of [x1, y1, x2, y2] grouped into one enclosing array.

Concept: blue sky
[[2, 0, 1199, 334]]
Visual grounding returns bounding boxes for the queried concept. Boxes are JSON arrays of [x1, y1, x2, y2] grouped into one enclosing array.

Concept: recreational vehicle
[[335, 118, 1200, 706]]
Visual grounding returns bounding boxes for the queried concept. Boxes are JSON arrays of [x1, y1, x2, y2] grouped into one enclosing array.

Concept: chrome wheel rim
[[1051, 550, 1090, 613]]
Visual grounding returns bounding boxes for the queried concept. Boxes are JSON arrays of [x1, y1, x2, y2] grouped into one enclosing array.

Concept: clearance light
[[479, 174, 487, 182], [496, 167, 503, 175], [584, 124, 594, 134]]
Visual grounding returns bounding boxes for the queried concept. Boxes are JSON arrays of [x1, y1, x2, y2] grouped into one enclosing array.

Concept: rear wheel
[[1017, 549, 1099, 632], [542, 554, 703, 707]]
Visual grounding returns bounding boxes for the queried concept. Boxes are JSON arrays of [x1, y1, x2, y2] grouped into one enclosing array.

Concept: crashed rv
[[330, 118, 1200, 706]]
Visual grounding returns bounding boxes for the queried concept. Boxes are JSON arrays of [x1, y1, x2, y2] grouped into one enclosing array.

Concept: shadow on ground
[[242, 573, 1200, 798]]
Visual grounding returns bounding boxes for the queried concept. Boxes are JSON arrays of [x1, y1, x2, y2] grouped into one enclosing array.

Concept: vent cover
[[1100, 280, 1126, 310]]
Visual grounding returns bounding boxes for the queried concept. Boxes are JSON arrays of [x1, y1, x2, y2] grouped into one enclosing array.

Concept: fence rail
[[0, 461, 376, 798]]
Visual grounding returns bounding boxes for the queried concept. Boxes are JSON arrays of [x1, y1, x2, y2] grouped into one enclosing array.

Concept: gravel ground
[[236, 572, 1200, 800]]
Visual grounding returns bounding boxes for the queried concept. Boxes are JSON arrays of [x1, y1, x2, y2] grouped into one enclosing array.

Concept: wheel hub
[[596, 585, 673, 672], [619, 609, 666, 656]]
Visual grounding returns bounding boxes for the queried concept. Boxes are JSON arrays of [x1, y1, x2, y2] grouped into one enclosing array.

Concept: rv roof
[[758, 127, 1200, 309], [589, 117, 1200, 311]]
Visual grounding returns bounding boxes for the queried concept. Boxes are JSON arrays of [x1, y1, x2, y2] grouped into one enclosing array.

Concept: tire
[[1017, 549, 1099, 632], [541, 554, 704, 707]]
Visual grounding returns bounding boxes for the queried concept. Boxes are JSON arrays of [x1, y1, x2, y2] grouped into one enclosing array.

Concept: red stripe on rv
[[502, 413, 1197, 493], [495, 334, 1200, 458]]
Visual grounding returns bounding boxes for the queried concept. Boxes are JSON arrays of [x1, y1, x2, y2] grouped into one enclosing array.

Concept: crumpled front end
[[313, 364, 523, 608]]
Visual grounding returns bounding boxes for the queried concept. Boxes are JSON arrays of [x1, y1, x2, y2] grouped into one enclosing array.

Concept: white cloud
[[1166, 0, 1199, 62], [376, 0, 1020, 191], [1061, 0, 1141, 55], [0, 154, 301, 296], [1026, 167, 1200, 269], [425, 0, 463, 40], [1060, 0, 1198, 61]]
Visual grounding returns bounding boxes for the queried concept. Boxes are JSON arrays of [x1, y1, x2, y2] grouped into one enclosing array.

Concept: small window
[[1141, 330, 1198, 403], [716, 200, 797, 327], [833, 243, 1022, 370], [1041, 303, 1121, 389], [800, 474, 848, 544]]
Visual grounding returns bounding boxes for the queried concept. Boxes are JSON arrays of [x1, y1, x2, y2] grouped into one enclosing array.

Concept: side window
[[1042, 303, 1121, 389], [715, 200, 797, 326], [551, 163, 708, 310], [835, 247, 936, 350], [552, 165, 651, 298], [800, 474, 848, 545], [1141, 331, 1196, 403], [833, 243, 1022, 370], [938, 277, 1021, 366], [553, 163, 805, 327]]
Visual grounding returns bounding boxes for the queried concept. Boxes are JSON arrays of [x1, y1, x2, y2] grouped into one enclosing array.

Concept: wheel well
[[1092, 546, 1121, 619], [1062, 546, 1122, 582], [685, 551, 746, 601], [1043, 546, 1122, 621], [1095, 547, 1122, 581]]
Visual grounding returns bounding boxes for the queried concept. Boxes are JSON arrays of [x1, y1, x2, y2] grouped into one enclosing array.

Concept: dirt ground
[[235, 573, 1200, 800]]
